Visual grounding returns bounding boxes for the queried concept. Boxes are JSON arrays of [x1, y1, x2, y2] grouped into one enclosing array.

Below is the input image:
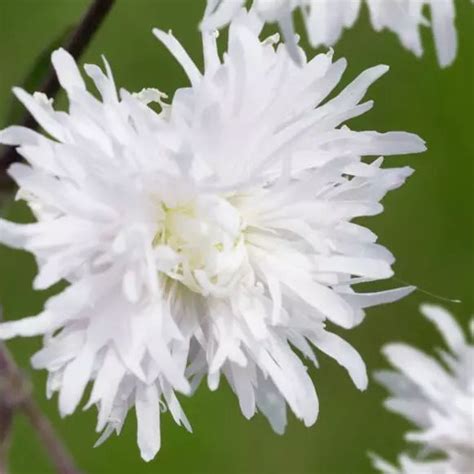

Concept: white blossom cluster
[[372, 305, 474, 474], [203, 0, 461, 67]]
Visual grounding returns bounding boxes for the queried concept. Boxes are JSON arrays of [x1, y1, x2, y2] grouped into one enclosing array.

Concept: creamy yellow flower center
[[153, 195, 248, 297]]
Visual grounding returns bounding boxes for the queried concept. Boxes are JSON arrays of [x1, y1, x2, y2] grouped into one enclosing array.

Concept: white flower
[[155, 9, 424, 439], [372, 304, 474, 474], [0, 10, 424, 461], [202, 0, 461, 67], [0, 51, 193, 462]]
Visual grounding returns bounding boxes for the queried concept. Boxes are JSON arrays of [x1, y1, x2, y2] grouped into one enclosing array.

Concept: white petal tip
[[0, 323, 23, 340], [375, 64, 390, 76], [12, 87, 24, 97], [381, 343, 409, 362], [51, 47, 70, 60], [419, 303, 440, 314], [140, 452, 156, 463], [152, 28, 170, 41]]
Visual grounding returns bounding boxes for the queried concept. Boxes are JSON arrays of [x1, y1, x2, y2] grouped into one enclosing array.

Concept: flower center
[[153, 195, 248, 297]]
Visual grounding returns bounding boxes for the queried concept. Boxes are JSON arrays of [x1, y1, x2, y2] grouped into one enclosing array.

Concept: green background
[[0, 1, 472, 473]]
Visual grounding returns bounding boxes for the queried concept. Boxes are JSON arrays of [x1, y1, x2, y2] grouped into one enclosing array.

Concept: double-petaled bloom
[[372, 304, 474, 474], [203, 0, 460, 67], [0, 9, 425, 461]]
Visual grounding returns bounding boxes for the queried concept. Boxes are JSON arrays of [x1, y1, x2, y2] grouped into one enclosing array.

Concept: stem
[[21, 398, 80, 474], [0, 0, 116, 182], [0, 315, 15, 474], [0, 351, 13, 474], [0, 344, 81, 474], [0, 307, 79, 474], [0, 403, 12, 474]]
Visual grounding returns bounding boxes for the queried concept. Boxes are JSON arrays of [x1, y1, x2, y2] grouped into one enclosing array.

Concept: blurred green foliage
[[0, 1, 472, 473]]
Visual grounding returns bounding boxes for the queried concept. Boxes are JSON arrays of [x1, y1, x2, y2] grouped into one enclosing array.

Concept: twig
[[0, 347, 14, 474], [0, 408, 12, 474], [0, 339, 80, 474], [21, 397, 80, 474], [0, 403, 12, 474], [0, 308, 15, 474], [0, 0, 116, 183]]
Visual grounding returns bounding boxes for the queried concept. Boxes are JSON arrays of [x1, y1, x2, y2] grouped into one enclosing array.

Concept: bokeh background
[[0, 1, 472, 473]]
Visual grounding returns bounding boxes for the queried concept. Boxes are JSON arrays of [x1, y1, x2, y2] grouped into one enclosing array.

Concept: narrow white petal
[[135, 384, 161, 462], [0, 126, 42, 146], [153, 28, 202, 87], [342, 286, 415, 309], [382, 343, 452, 397], [13, 88, 67, 141], [0, 312, 63, 339], [51, 48, 86, 93], [311, 331, 368, 390], [430, 0, 457, 67], [59, 346, 95, 416], [420, 303, 465, 353]]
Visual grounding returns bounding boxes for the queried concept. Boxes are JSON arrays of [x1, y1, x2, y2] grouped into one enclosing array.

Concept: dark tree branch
[[0, 309, 16, 474], [0, 0, 116, 183], [0, 404, 12, 474], [0, 342, 81, 474], [0, 346, 14, 474], [21, 397, 80, 474], [0, 409, 12, 474]]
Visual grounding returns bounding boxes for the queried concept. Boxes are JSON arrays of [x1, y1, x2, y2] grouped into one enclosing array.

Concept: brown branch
[[0, 347, 14, 474], [0, 0, 116, 183], [0, 405, 12, 474], [0, 405, 13, 474], [0, 341, 81, 474], [21, 397, 80, 474], [1, 307, 79, 473], [0, 309, 16, 474]]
